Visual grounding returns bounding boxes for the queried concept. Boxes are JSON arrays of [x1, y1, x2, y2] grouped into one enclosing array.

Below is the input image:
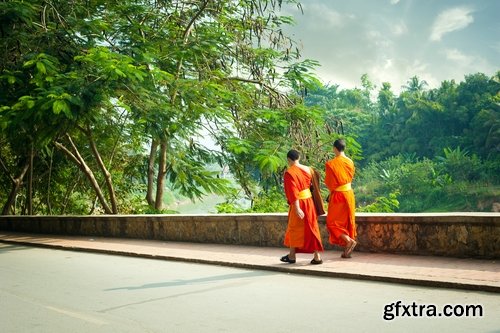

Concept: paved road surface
[[1, 243, 499, 333], [1, 232, 498, 292]]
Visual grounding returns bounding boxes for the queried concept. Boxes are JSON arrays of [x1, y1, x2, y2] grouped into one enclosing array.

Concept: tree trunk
[[148, 3, 208, 211], [85, 127, 118, 214], [146, 139, 159, 206], [46, 147, 54, 214], [0, 160, 29, 215], [26, 143, 34, 215], [54, 136, 114, 214], [154, 139, 167, 210]]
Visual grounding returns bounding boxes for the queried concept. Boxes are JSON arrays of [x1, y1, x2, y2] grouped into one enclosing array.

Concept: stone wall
[[0, 213, 498, 258], [354, 213, 499, 258]]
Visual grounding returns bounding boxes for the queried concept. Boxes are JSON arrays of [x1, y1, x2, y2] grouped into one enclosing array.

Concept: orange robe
[[325, 156, 356, 247], [283, 165, 324, 253]]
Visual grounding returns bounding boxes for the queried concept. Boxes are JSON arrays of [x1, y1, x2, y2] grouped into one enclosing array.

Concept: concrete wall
[[0, 213, 498, 258]]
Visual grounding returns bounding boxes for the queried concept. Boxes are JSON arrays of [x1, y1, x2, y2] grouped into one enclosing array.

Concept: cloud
[[367, 30, 393, 48], [285, 0, 498, 96], [430, 7, 474, 41], [301, 3, 352, 29], [390, 0, 400, 4], [368, 58, 439, 93], [444, 49, 473, 66], [442, 48, 495, 77], [392, 22, 408, 36]]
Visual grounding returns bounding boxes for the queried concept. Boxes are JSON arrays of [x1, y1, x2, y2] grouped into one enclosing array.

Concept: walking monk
[[325, 139, 357, 258], [280, 149, 324, 265]]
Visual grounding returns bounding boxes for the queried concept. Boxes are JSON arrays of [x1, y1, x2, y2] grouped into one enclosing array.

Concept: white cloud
[[367, 30, 393, 48], [368, 58, 439, 94], [445, 49, 473, 66], [390, 0, 400, 4], [285, 0, 498, 96], [442, 48, 495, 77], [392, 22, 408, 36], [430, 7, 474, 41], [302, 3, 351, 29]]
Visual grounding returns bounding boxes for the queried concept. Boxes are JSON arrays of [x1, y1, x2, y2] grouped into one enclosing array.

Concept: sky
[[283, 0, 500, 93]]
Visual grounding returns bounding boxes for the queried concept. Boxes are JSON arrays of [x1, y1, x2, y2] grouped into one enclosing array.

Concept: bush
[[216, 187, 288, 213], [357, 192, 399, 212]]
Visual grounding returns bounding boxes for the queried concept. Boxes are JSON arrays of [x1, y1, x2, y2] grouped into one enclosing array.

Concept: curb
[[2, 239, 498, 294]]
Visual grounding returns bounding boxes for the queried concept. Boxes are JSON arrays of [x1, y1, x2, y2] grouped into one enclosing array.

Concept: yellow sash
[[335, 183, 352, 192], [297, 188, 312, 200]]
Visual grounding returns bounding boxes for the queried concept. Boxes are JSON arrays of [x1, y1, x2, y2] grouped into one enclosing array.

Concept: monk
[[280, 149, 324, 265], [325, 139, 357, 258]]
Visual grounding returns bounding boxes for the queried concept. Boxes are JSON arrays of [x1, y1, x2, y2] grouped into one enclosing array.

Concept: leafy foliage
[[0, 1, 498, 214]]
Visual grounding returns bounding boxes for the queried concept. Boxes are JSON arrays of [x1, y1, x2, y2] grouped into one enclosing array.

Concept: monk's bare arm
[[293, 200, 304, 219]]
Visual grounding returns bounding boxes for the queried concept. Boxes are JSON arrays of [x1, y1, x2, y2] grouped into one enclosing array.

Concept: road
[[1, 243, 499, 333]]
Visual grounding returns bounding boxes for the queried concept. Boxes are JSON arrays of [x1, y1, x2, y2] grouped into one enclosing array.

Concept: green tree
[[1, 0, 327, 215]]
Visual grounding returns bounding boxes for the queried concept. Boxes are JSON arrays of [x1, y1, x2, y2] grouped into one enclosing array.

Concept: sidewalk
[[1, 231, 498, 293]]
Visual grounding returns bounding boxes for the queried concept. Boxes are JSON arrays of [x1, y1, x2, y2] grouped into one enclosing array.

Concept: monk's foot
[[310, 258, 323, 265], [280, 254, 296, 264], [342, 240, 357, 258]]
